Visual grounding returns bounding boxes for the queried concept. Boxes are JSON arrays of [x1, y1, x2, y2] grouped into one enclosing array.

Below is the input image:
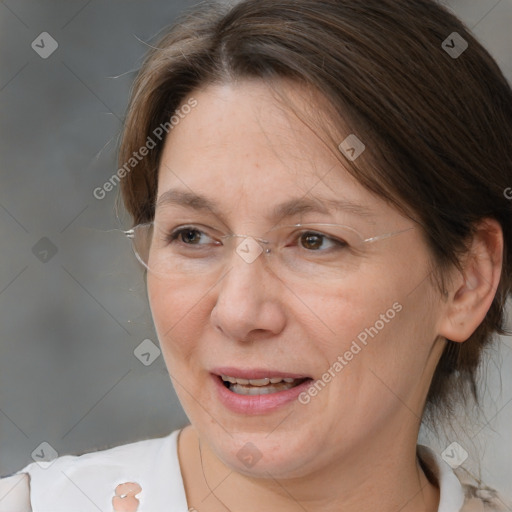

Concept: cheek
[[147, 278, 209, 366], [306, 266, 426, 385], [316, 266, 438, 412], [303, 274, 397, 352]]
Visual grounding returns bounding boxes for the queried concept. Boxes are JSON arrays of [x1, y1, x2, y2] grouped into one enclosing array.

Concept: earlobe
[[438, 219, 503, 343]]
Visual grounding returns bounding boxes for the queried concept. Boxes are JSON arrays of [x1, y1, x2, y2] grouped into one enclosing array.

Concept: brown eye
[[297, 231, 348, 251], [166, 227, 214, 246], [179, 229, 202, 244], [300, 232, 323, 250]]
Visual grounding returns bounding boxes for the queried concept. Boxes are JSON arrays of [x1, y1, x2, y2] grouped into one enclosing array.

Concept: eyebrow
[[154, 188, 375, 224]]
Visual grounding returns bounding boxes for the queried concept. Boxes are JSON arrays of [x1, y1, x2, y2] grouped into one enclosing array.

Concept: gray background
[[1, 0, 511, 501]]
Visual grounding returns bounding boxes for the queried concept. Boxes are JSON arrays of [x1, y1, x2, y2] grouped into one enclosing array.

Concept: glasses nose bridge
[[227, 232, 271, 246], [227, 232, 272, 248], [221, 233, 276, 271]]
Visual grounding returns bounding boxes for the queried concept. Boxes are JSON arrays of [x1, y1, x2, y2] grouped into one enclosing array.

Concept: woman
[[1, 0, 511, 510]]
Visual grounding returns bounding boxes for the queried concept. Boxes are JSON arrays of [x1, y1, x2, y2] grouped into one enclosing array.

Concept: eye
[[166, 226, 217, 246], [297, 231, 348, 251]]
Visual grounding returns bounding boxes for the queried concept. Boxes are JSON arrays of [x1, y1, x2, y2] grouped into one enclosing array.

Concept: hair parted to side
[[118, 0, 512, 426]]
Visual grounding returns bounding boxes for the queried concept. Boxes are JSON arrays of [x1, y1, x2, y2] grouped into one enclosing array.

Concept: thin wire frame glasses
[[124, 221, 415, 282]]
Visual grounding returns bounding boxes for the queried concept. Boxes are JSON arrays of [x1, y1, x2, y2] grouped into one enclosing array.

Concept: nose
[[210, 240, 286, 342]]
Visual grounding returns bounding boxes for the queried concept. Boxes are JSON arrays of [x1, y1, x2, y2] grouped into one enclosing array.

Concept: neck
[[179, 424, 440, 512]]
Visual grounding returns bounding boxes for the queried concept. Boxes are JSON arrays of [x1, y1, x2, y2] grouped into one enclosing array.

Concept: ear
[[438, 218, 503, 343]]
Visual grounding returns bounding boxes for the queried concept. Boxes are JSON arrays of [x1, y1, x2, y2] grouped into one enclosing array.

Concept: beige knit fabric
[[455, 468, 511, 512]]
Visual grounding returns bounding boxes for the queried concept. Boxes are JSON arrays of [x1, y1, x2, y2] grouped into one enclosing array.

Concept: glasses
[[124, 219, 415, 282]]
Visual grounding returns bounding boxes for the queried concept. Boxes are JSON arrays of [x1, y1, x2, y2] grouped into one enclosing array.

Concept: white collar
[[417, 444, 466, 512], [17, 431, 470, 512]]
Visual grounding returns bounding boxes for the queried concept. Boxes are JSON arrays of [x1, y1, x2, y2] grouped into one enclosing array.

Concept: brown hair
[[118, 0, 512, 425]]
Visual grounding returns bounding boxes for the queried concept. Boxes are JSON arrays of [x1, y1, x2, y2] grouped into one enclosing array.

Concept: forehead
[[155, 79, 393, 224]]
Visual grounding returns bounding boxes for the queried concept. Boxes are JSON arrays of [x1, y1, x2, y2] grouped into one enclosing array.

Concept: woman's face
[[148, 79, 446, 478]]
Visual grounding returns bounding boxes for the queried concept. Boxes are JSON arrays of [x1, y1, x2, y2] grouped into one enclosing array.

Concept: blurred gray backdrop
[[1, 0, 511, 500]]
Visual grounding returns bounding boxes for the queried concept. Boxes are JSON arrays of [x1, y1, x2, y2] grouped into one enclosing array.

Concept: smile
[[220, 375, 309, 395], [211, 368, 314, 414]]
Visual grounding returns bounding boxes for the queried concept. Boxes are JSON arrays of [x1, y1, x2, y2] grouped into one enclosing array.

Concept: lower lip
[[211, 374, 313, 415]]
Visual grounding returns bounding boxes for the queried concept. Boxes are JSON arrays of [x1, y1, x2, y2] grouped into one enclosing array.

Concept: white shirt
[[0, 429, 491, 511]]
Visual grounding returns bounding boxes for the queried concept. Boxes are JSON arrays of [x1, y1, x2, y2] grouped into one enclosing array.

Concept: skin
[[146, 79, 503, 512]]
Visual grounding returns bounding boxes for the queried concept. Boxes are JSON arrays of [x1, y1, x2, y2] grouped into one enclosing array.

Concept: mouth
[[210, 368, 315, 414], [219, 375, 311, 395]]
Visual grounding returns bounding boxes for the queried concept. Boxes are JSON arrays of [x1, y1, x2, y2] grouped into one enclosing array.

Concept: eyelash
[[165, 226, 349, 252]]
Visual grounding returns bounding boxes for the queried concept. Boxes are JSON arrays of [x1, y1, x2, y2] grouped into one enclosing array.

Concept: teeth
[[220, 375, 308, 395], [248, 378, 270, 386], [230, 381, 298, 395], [221, 375, 299, 386]]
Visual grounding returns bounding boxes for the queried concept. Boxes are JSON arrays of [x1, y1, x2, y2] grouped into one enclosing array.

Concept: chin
[[202, 425, 320, 479]]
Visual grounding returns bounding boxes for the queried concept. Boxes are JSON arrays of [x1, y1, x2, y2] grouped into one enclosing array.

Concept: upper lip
[[211, 367, 311, 380]]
